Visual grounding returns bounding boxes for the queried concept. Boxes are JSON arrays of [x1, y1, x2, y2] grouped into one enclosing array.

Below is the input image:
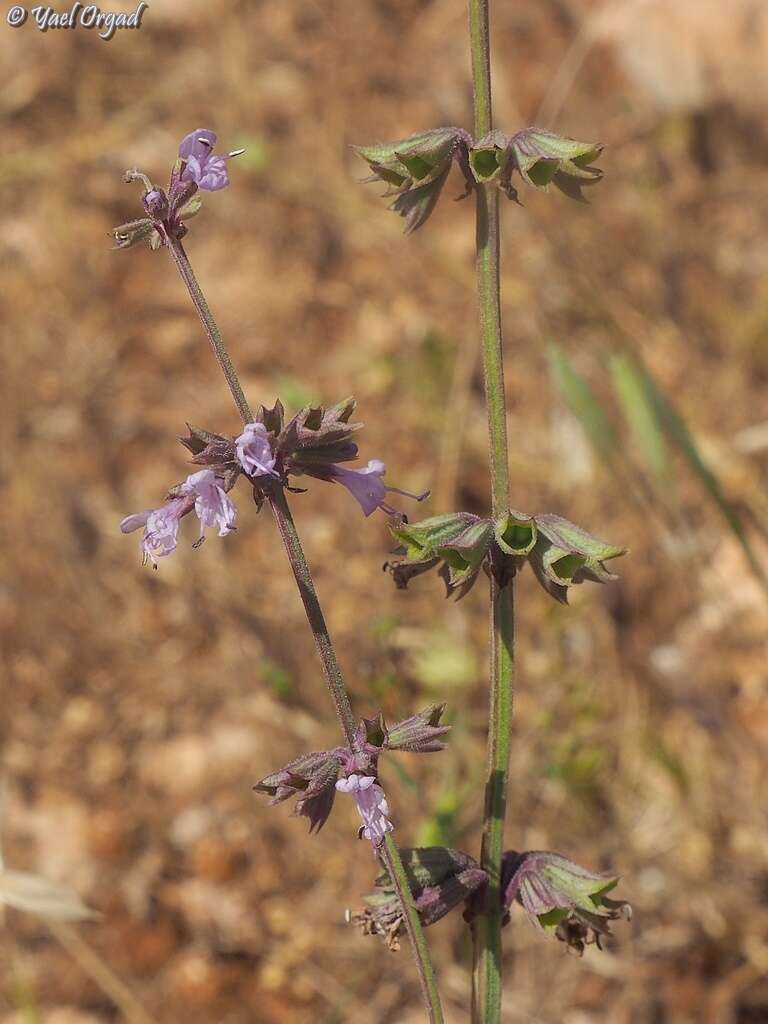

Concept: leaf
[[0, 870, 99, 921]]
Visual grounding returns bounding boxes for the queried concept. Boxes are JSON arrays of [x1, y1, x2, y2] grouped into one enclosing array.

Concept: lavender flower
[[178, 129, 244, 192], [335, 774, 393, 849], [326, 460, 428, 518], [120, 497, 190, 567], [235, 422, 278, 478], [120, 469, 236, 567], [186, 469, 236, 538]]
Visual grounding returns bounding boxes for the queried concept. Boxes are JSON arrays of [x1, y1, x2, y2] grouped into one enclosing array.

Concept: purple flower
[[335, 774, 394, 850], [178, 129, 244, 192], [120, 496, 191, 567], [120, 469, 236, 567], [235, 422, 278, 478], [183, 469, 236, 538], [327, 460, 428, 518]]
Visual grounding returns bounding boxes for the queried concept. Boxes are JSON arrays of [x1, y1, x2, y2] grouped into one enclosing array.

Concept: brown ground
[[2, 1, 768, 1022]]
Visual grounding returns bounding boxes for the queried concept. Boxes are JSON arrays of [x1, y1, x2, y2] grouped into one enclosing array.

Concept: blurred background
[[2, 0, 768, 1021]]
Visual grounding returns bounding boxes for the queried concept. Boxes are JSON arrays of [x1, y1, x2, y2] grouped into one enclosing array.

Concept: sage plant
[[113, 7, 631, 1018]]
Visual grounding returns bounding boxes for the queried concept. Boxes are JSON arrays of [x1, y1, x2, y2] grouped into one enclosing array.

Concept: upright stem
[[468, 1, 516, 1021], [267, 487, 356, 746], [382, 834, 444, 1024], [164, 235, 444, 1023]]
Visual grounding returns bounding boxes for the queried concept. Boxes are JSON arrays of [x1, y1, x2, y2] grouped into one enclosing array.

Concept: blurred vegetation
[[2, 1, 768, 1022]]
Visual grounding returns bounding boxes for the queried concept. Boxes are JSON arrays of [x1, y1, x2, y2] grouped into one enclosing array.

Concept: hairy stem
[[267, 487, 357, 746], [165, 235, 253, 425], [164, 235, 443, 1023], [468, 0, 516, 1021], [381, 833, 445, 1024]]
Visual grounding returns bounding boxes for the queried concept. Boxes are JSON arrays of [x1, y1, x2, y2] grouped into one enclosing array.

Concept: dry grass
[[2, 1, 768, 1021]]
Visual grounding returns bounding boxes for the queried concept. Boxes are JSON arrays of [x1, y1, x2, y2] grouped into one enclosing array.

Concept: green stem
[[164, 234, 443, 1024], [471, 581, 514, 1023], [382, 834, 445, 1024], [468, 1, 516, 1021]]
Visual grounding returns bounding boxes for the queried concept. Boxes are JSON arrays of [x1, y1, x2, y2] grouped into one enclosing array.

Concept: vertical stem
[[163, 238, 444, 1024], [468, 1, 516, 1021], [472, 581, 514, 1022], [381, 834, 445, 1024]]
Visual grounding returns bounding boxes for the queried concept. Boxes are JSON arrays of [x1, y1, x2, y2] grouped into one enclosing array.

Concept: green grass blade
[[636, 358, 768, 593], [548, 343, 619, 459], [609, 352, 671, 484]]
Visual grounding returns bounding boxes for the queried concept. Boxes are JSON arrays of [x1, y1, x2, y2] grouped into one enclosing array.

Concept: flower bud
[[254, 748, 348, 834], [501, 850, 631, 955], [383, 703, 450, 753], [142, 187, 169, 220], [349, 847, 488, 950], [279, 397, 361, 469]]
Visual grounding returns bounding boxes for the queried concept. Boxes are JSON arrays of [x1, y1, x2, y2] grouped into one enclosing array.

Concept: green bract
[[502, 850, 631, 955], [389, 509, 626, 604], [470, 126, 604, 203], [354, 127, 473, 233]]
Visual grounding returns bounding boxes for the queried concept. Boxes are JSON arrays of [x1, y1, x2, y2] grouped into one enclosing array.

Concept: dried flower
[[335, 774, 394, 850], [501, 850, 631, 954], [355, 127, 474, 233], [388, 508, 625, 603], [349, 847, 488, 950], [178, 129, 244, 192], [120, 469, 236, 567], [235, 422, 278, 478]]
